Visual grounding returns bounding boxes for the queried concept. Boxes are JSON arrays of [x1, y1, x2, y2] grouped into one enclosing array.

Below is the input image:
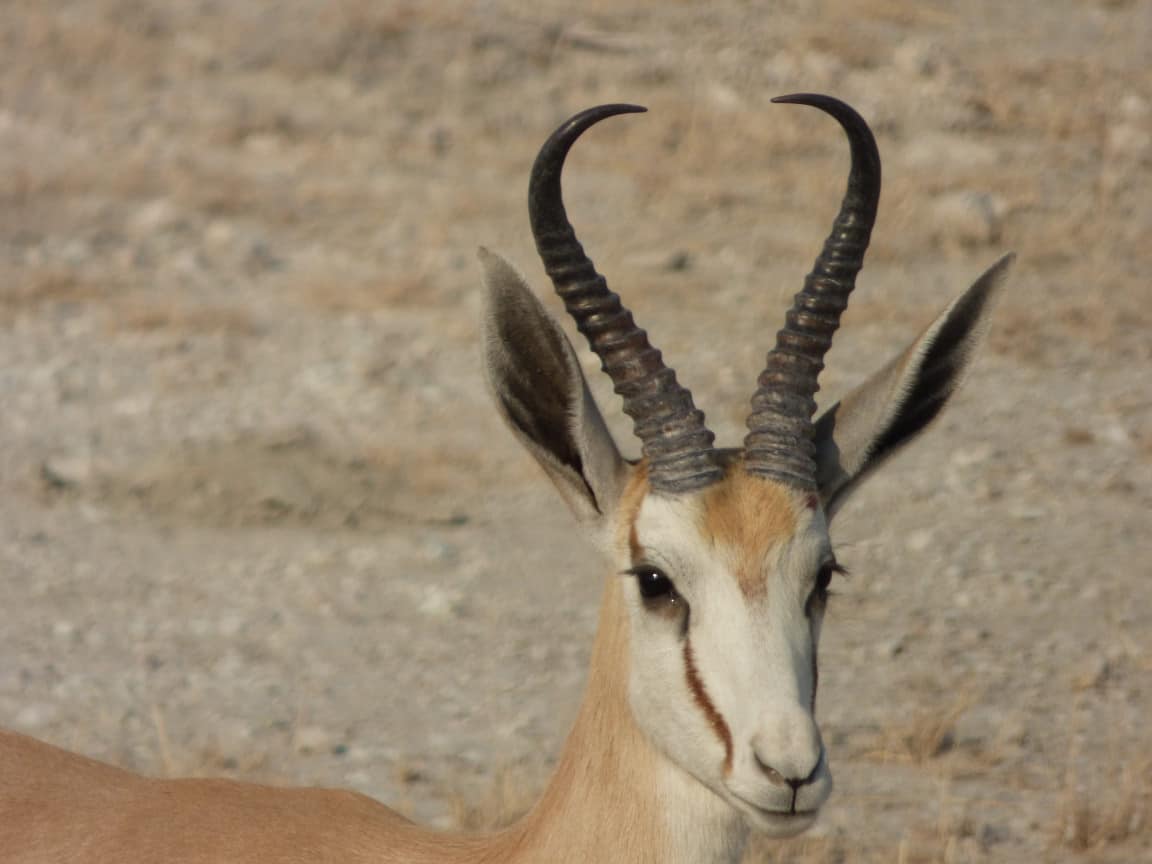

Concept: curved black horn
[[744, 94, 882, 490], [529, 105, 723, 494]]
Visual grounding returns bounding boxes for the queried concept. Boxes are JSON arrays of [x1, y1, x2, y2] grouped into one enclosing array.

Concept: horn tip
[[771, 92, 826, 106], [587, 103, 647, 119], [771, 93, 857, 117]]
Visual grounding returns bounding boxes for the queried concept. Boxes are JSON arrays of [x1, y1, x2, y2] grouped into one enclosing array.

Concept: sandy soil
[[1, 1, 1149, 861]]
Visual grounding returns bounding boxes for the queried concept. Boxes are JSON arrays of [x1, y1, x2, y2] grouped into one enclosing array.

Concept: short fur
[[701, 458, 800, 600], [0, 117, 1013, 860]]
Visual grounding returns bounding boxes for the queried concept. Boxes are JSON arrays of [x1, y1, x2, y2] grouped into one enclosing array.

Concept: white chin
[[741, 806, 820, 838]]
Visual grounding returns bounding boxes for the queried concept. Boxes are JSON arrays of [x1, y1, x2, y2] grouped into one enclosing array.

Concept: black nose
[[754, 747, 823, 789]]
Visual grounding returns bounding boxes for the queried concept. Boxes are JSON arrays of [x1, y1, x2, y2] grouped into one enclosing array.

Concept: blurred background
[[0, 1, 1149, 861]]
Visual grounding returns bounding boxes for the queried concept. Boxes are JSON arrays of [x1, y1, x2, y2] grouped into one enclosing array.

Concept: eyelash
[[808, 560, 847, 616]]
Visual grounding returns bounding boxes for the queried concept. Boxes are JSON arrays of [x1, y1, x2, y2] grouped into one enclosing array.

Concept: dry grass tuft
[[290, 273, 446, 312], [450, 763, 544, 832], [870, 693, 977, 764], [108, 301, 262, 337], [744, 834, 847, 864], [1054, 752, 1151, 852], [0, 267, 111, 313], [146, 704, 279, 782], [744, 826, 986, 864]]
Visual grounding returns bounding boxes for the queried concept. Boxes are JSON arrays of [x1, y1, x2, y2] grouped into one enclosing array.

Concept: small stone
[[1100, 422, 1131, 447], [399, 765, 427, 784], [1079, 583, 1101, 602], [903, 134, 998, 170], [950, 445, 994, 467], [345, 546, 379, 570], [205, 220, 236, 247], [880, 635, 907, 658], [15, 703, 55, 727], [1015, 569, 1039, 586], [905, 529, 933, 552], [131, 198, 183, 234], [1105, 644, 1128, 665], [980, 821, 1011, 847], [893, 39, 950, 79], [217, 613, 245, 637], [52, 620, 76, 639], [1072, 657, 1110, 691], [930, 190, 1007, 248], [1008, 505, 1047, 521], [1063, 426, 1094, 446], [111, 395, 153, 417], [1106, 119, 1150, 159], [424, 540, 458, 563], [418, 585, 463, 619], [705, 82, 743, 111], [41, 456, 92, 490], [293, 725, 333, 755]]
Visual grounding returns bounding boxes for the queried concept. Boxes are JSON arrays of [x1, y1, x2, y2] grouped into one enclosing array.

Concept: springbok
[[0, 94, 1012, 863]]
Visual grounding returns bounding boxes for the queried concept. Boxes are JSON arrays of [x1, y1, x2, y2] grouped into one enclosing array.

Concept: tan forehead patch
[[701, 468, 799, 598]]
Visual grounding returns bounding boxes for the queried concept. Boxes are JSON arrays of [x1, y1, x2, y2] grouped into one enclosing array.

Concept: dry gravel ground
[[1, 1, 1150, 862]]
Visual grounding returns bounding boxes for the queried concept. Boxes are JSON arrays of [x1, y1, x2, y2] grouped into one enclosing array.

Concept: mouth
[[730, 793, 820, 836]]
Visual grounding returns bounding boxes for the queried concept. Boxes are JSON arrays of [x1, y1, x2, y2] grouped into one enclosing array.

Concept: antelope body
[[0, 95, 1012, 864]]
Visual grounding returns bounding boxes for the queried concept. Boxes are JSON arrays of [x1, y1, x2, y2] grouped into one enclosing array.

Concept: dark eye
[[629, 565, 676, 600], [815, 562, 835, 596], [806, 560, 842, 617]]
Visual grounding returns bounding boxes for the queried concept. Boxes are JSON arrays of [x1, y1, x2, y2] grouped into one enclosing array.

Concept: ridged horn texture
[[744, 94, 882, 491], [529, 104, 723, 494]]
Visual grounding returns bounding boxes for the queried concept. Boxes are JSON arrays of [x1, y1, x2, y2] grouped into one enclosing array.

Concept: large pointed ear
[[814, 254, 1014, 519], [479, 248, 628, 524]]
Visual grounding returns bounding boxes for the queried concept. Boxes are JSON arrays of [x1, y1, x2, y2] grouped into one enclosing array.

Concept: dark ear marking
[[813, 254, 1014, 519], [480, 248, 626, 523], [495, 323, 596, 507]]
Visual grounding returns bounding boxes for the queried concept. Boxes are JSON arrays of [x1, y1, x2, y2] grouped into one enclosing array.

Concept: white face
[[619, 472, 836, 837]]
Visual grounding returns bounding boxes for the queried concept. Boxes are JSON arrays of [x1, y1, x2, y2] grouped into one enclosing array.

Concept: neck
[[491, 577, 747, 864]]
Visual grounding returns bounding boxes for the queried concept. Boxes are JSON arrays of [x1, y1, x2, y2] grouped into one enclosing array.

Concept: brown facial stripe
[[683, 635, 733, 775]]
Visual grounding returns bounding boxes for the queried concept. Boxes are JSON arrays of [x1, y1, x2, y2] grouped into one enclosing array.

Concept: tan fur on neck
[[0, 577, 670, 864], [0, 458, 750, 864], [502, 575, 668, 862]]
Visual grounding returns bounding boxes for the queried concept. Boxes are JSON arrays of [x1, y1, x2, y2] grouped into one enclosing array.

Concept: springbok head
[[479, 95, 1012, 836]]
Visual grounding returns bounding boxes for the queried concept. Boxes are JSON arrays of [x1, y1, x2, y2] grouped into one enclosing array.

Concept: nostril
[[752, 752, 789, 788], [755, 747, 824, 789]]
